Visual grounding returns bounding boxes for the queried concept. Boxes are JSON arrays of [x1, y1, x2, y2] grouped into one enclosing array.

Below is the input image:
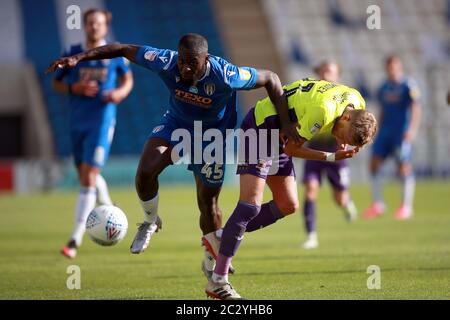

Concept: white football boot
[[302, 232, 319, 250], [201, 230, 235, 277], [343, 201, 358, 222], [130, 216, 162, 254], [205, 281, 243, 300]]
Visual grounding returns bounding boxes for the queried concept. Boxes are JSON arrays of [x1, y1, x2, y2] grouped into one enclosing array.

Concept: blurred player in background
[[47, 33, 300, 276], [301, 61, 358, 250], [206, 79, 378, 299], [364, 55, 421, 220], [52, 9, 133, 258]]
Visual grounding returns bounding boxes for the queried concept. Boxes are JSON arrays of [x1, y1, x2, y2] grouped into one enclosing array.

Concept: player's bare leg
[[364, 156, 386, 219], [245, 175, 299, 233], [333, 189, 358, 222], [395, 162, 415, 220], [196, 176, 222, 279], [302, 179, 320, 249], [130, 138, 172, 253], [195, 176, 222, 235], [61, 164, 99, 259]]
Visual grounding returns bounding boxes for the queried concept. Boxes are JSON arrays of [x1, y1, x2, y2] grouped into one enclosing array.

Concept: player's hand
[[280, 121, 301, 145], [46, 55, 80, 74], [403, 130, 414, 142], [71, 80, 99, 97], [335, 137, 348, 150], [102, 89, 126, 104], [335, 147, 360, 160]]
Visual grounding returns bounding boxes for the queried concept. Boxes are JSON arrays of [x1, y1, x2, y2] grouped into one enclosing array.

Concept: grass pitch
[[0, 181, 449, 299]]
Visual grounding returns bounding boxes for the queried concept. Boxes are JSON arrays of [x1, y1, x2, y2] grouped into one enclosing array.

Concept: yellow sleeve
[[297, 106, 326, 140]]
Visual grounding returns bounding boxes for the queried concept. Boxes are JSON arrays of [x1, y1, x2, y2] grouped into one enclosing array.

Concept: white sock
[[401, 174, 415, 208], [344, 199, 357, 216], [96, 174, 113, 205], [308, 231, 318, 241], [204, 250, 216, 271], [71, 187, 97, 247], [212, 272, 228, 284], [140, 193, 159, 224]]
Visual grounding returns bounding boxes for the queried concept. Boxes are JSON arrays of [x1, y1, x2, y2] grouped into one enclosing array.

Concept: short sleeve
[[297, 107, 326, 140], [406, 78, 421, 102], [135, 45, 176, 73], [116, 57, 131, 76], [223, 63, 258, 90]]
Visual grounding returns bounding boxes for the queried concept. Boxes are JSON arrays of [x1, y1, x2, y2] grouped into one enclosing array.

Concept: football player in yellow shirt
[[205, 79, 378, 300]]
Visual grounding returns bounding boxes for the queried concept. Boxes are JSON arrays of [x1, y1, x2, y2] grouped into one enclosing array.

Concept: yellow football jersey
[[254, 79, 366, 140]]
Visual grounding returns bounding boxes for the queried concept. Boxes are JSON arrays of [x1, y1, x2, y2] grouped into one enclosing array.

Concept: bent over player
[[206, 79, 377, 299], [52, 9, 133, 259], [47, 33, 300, 276]]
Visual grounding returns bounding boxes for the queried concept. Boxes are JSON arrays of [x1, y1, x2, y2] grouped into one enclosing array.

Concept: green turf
[[0, 181, 449, 299]]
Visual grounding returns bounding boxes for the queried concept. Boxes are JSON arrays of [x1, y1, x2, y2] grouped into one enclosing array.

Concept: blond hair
[[350, 110, 378, 146]]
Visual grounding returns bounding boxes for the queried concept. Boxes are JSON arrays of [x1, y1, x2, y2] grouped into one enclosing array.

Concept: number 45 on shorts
[[201, 163, 224, 181]]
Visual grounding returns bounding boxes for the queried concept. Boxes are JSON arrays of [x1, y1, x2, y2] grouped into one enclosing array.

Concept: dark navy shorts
[[236, 108, 295, 180], [302, 159, 350, 191], [372, 129, 412, 164]]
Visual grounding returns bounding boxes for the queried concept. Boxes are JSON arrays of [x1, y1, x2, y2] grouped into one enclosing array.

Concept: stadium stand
[[19, 0, 226, 157], [262, 0, 450, 177], [1, 0, 449, 192]]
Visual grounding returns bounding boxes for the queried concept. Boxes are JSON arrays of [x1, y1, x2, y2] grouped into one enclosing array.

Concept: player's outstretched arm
[[46, 44, 141, 74], [253, 70, 302, 145], [284, 138, 360, 161]]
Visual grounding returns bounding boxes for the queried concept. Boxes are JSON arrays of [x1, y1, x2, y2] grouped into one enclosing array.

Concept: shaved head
[[178, 33, 208, 54], [177, 33, 209, 85]]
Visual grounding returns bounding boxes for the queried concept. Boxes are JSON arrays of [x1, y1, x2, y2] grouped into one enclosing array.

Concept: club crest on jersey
[[310, 123, 322, 134], [152, 125, 165, 133], [189, 86, 198, 94], [175, 76, 180, 83], [144, 51, 157, 61], [204, 83, 215, 96], [239, 68, 251, 81]]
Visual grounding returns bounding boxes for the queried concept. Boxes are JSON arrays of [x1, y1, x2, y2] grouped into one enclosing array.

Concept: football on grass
[[86, 205, 128, 246]]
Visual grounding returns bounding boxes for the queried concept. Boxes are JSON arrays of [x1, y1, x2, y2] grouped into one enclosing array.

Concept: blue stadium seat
[[20, 0, 225, 157]]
